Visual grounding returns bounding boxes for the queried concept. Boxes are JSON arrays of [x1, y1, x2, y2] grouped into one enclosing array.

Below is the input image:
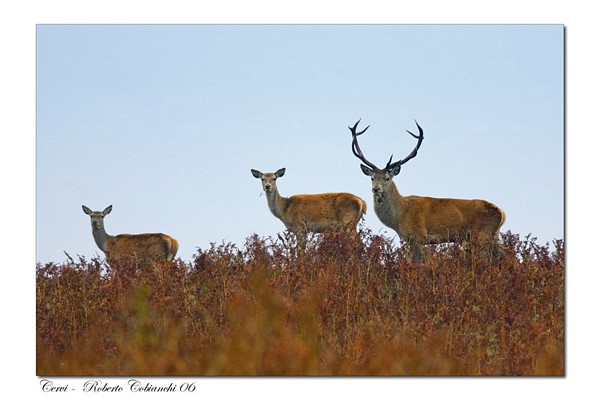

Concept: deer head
[[349, 119, 424, 199], [251, 168, 286, 194]]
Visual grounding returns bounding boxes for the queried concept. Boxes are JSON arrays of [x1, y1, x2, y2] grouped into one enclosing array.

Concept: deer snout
[[372, 186, 381, 194], [264, 183, 272, 192]]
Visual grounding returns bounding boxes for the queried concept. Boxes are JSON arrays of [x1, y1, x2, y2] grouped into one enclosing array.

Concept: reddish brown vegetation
[[36, 230, 564, 376]]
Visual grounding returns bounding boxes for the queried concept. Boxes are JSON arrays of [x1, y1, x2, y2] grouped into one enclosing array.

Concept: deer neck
[[266, 188, 288, 221], [91, 221, 113, 253], [374, 182, 405, 228]]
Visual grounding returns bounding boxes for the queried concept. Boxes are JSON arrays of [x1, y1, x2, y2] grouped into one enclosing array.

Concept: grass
[[36, 229, 564, 376]]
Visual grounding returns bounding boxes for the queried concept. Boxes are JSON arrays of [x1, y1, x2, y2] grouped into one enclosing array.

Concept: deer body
[[82, 205, 178, 265], [251, 168, 367, 238], [374, 188, 505, 248], [349, 119, 505, 261]]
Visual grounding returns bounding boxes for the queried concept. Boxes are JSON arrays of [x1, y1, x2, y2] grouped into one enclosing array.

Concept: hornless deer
[[348, 119, 505, 262], [251, 168, 367, 248], [82, 205, 179, 265]]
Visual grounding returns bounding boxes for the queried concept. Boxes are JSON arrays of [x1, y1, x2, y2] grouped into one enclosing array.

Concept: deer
[[348, 119, 505, 262], [82, 205, 179, 266], [251, 168, 367, 249]]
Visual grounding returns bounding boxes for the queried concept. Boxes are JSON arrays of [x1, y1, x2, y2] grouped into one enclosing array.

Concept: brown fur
[[366, 170, 505, 261], [106, 233, 179, 264], [394, 196, 504, 244], [282, 192, 367, 233]]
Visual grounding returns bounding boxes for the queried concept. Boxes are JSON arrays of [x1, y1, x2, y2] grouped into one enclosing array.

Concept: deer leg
[[474, 231, 505, 261], [295, 230, 307, 256], [493, 242, 506, 259], [411, 243, 423, 263]]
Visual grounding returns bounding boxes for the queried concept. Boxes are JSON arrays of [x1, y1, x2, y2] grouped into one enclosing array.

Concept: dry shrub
[[36, 230, 564, 376]]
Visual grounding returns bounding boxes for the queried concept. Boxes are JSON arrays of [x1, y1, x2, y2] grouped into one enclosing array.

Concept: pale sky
[[36, 24, 564, 263]]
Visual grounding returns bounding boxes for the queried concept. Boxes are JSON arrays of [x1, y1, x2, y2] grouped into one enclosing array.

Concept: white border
[[3, 1, 596, 399]]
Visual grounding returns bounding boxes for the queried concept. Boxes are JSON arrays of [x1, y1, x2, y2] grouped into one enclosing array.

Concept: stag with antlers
[[349, 119, 505, 262]]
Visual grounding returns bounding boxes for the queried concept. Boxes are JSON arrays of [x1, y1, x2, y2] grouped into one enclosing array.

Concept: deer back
[[282, 192, 366, 232], [106, 233, 179, 263], [397, 196, 505, 243]]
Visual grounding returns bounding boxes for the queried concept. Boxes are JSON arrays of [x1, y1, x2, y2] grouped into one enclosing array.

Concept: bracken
[[36, 229, 564, 376]]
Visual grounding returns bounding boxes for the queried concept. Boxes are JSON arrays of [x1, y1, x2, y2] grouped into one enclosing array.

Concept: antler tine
[[399, 121, 424, 165], [385, 154, 394, 169], [349, 119, 378, 170], [405, 120, 424, 139], [387, 121, 425, 169], [349, 118, 370, 136]]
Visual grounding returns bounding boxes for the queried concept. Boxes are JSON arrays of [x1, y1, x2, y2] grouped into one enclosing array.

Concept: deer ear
[[103, 205, 113, 216], [276, 168, 286, 178], [389, 164, 401, 176], [360, 164, 374, 176], [82, 205, 92, 215], [251, 169, 262, 179]]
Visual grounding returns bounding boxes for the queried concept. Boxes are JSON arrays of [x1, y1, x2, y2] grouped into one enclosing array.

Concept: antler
[[348, 119, 379, 170], [386, 121, 424, 170]]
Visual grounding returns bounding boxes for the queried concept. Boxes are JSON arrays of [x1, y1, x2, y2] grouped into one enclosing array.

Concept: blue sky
[[36, 24, 563, 263]]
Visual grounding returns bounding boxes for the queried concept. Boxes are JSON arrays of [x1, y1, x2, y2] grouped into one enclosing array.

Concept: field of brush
[[36, 229, 563, 376]]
